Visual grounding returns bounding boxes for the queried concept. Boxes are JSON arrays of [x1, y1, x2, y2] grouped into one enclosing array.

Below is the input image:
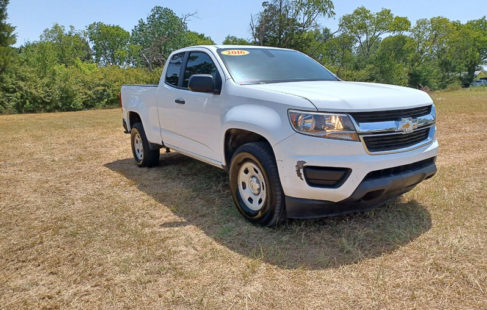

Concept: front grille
[[350, 105, 432, 123], [364, 157, 436, 180], [363, 127, 430, 152]]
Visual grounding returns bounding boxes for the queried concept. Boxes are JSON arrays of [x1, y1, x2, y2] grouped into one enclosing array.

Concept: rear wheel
[[130, 122, 160, 167], [229, 142, 286, 226]]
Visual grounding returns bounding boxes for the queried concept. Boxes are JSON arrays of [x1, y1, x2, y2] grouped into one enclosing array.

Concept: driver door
[[158, 50, 224, 165]]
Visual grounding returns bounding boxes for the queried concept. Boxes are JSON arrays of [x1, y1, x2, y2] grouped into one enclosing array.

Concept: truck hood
[[245, 81, 432, 111]]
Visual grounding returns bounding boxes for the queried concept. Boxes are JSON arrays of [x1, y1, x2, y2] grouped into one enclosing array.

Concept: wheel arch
[[224, 128, 276, 169], [127, 111, 142, 130], [221, 103, 293, 168]]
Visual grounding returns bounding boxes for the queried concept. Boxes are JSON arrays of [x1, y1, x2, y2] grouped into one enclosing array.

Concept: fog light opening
[[361, 189, 384, 201]]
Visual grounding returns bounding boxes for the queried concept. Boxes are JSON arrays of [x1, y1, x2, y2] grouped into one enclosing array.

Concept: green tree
[[87, 22, 130, 66], [451, 18, 487, 85], [186, 31, 215, 45], [466, 17, 487, 63], [18, 41, 58, 76], [0, 0, 16, 73], [250, 0, 334, 50], [131, 6, 188, 70], [296, 28, 333, 62], [40, 24, 92, 66], [409, 17, 457, 88], [339, 7, 410, 59], [126, 43, 143, 67], [371, 35, 415, 85], [320, 32, 355, 77], [222, 35, 252, 45]]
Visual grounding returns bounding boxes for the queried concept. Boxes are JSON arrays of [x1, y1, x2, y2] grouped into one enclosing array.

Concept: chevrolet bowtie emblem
[[397, 117, 418, 134]]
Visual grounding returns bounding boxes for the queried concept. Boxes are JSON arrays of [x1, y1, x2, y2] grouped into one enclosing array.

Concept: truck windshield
[[217, 48, 338, 85]]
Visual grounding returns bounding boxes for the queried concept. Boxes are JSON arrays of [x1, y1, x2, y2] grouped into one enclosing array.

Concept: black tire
[[130, 122, 160, 167], [229, 142, 286, 226]]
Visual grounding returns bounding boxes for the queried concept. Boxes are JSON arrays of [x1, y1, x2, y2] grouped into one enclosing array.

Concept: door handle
[[175, 98, 185, 104]]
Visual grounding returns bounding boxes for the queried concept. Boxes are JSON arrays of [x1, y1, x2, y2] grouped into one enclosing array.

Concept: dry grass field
[[1, 88, 486, 309]]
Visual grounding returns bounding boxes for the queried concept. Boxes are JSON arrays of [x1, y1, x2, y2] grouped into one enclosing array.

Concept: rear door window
[[165, 52, 184, 87], [182, 52, 220, 88]]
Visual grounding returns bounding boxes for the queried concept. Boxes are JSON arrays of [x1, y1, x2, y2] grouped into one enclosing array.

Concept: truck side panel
[[121, 85, 161, 145]]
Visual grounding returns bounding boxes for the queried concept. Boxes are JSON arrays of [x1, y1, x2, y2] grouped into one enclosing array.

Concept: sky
[[7, 0, 487, 47]]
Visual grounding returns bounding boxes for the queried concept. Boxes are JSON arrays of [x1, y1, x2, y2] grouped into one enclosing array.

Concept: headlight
[[288, 110, 359, 141]]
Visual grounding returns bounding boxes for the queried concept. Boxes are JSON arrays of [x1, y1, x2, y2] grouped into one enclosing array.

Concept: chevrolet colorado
[[121, 45, 438, 226]]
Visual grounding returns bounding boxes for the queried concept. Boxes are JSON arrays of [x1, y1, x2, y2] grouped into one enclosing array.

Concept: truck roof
[[179, 45, 294, 52]]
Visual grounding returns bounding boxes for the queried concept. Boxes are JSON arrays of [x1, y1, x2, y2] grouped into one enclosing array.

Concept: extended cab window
[[182, 52, 220, 88], [165, 52, 184, 86]]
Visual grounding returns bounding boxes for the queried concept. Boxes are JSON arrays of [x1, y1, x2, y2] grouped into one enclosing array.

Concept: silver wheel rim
[[237, 161, 266, 212], [134, 132, 144, 161]]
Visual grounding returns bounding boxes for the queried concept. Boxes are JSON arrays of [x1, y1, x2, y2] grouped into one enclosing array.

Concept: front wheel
[[229, 142, 286, 226], [130, 122, 160, 167]]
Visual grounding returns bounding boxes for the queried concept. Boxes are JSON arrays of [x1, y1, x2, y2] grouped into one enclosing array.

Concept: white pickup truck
[[121, 45, 438, 226]]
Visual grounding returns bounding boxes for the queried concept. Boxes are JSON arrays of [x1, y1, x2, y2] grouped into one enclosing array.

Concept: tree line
[[241, 0, 486, 90], [0, 0, 486, 114], [0, 3, 213, 113]]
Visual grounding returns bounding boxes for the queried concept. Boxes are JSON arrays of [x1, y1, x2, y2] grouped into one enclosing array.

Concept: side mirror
[[188, 74, 216, 93]]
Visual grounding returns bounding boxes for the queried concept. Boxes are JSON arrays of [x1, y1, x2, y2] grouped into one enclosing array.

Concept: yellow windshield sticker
[[221, 50, 249, 56]]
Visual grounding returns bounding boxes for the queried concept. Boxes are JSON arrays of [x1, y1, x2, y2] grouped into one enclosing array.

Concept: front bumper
[[285, 157, 436, 219], [273, 131, 439, 218]]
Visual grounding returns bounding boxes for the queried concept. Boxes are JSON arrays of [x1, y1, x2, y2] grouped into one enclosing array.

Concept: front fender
[[222, 103, 295, 151]]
